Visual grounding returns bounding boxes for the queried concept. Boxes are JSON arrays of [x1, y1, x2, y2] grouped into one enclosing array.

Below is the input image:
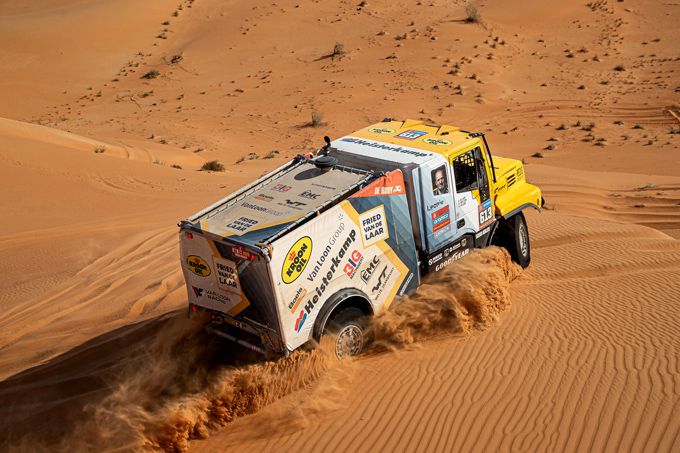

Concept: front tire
[[493, 212, 531, 268], [324, 307, 367, 359]]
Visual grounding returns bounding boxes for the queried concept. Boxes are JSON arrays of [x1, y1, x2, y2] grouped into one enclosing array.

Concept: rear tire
[[493, 212, 531, 268], [324, 307, 367, 359]]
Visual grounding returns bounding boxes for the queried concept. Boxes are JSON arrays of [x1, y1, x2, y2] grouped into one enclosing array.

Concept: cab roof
[[330, 119, 480, 166], [352, 119, 474, 153]]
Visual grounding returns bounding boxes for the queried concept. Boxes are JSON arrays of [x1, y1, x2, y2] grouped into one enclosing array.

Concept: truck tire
[[493, 212, 531, 268], [509, 212, 531, 268], [324, 307, 367, 359]]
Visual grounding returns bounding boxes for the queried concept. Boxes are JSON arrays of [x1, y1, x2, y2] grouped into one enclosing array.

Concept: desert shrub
[[465, 3, 480, 23], [311, 109, 324, 127], [141, 69, 160, 79], [201, 160, 225, 172], [94, 146, 106, 153], [332, 42, 345, 57]]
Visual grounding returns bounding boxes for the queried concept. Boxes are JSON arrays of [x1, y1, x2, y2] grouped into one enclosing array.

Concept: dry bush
[[200, 160, 225, 172], [94, 146, 106, 153], [332, 42, 345, 58], [141, 69, 160, 79], [465, 3, 481, 23], [311, 109, 324, 127]]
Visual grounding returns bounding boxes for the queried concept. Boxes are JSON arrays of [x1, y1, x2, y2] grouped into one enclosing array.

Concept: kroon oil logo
[[282, 237, 312, 284], [187, 255, 211, 277], [423, 137, 452, 146], [368, 127, 396, 134]]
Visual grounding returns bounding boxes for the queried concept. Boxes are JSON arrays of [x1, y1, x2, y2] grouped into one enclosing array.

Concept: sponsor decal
[[343, 250, 364, 278], [271, 184, 292, 192], [369, 127, 396, 134], [400, 272, 414, 296], [225, 216, 259, 233], [299, 190, 321, 200], [372, 266, 387, 293], [193, 286, 237, 306], [339, 137, 431, 158], [282, 237, 313, 284], [361, 256, 381, 284], [288, 287, 308, 312], [427, 200, 445, 212], [373, 184, 404, 196], [307, 223, 346, 282], [282, 199, 307, 208], [423, 137, 452, 146], [295, 310, 307, 332], [187, 255, 211, 276], [214, 257, 241, 294], [303, 230, 357, 314], [353, 171, 407, 198], [359, 205, 389, 247], [428, 253, 443, 266], [311, 182, 338, 190], [241, 201, 284, 216], [232, 245, 256, 261], [254, 194, 274, 202], [371, 265, 395, 299], [396, 129, 427, 140], [475, 225, 491, 239], [458, 197, 467, 208], [429, 240, 465, 266], [432, 205, 451, 232], [434, 248, 470, 272]]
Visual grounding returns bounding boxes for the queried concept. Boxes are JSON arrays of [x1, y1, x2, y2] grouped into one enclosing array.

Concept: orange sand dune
[[0, 0, 678, 451]]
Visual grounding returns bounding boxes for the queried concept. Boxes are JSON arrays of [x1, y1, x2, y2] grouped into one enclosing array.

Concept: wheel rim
[[519, 222, 529, 257], [335, 324, 363, 359]]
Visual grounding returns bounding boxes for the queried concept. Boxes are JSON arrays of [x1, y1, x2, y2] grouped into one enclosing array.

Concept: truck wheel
[[324, 307, 366, 359], [508, 212, 531, 268], [492, 212, 531, 268]]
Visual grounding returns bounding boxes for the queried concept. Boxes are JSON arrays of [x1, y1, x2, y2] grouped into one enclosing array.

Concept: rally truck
[[178, 119, 543, 358]]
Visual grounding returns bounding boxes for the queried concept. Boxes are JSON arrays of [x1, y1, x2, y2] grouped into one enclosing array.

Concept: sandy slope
[[0, 0, 678, 451]]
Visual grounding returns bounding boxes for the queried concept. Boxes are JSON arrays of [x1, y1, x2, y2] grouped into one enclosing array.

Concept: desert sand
[[1, 0, 679, 451]]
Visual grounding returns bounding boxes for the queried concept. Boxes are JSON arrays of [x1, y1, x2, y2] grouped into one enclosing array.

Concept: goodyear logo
[[423, 137, 452, 146], [282, 237, 312, 284], [369, 127, 396, 134], [187, 255, 211, 277]]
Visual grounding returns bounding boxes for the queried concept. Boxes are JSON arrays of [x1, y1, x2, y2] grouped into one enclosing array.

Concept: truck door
[[419, 158, 456, 252], [450, 146, 494, 239]]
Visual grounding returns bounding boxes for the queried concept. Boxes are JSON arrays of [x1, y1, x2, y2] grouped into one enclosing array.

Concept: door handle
[[457, 219, 465, 228]]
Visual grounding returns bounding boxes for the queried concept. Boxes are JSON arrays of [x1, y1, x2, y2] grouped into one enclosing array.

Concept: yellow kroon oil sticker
[[187, 255, 211, 277], [423, 137, 452, 146], [282, 237, 312, 284]]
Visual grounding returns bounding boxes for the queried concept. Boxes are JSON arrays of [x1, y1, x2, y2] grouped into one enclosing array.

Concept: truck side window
[[452, 150, 478, 192], [431, 165, 449, 195]]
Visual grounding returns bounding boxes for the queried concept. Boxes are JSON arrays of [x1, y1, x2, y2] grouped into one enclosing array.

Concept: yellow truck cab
[[329, 119, 543, 270], [178, 119, 543, 359]]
